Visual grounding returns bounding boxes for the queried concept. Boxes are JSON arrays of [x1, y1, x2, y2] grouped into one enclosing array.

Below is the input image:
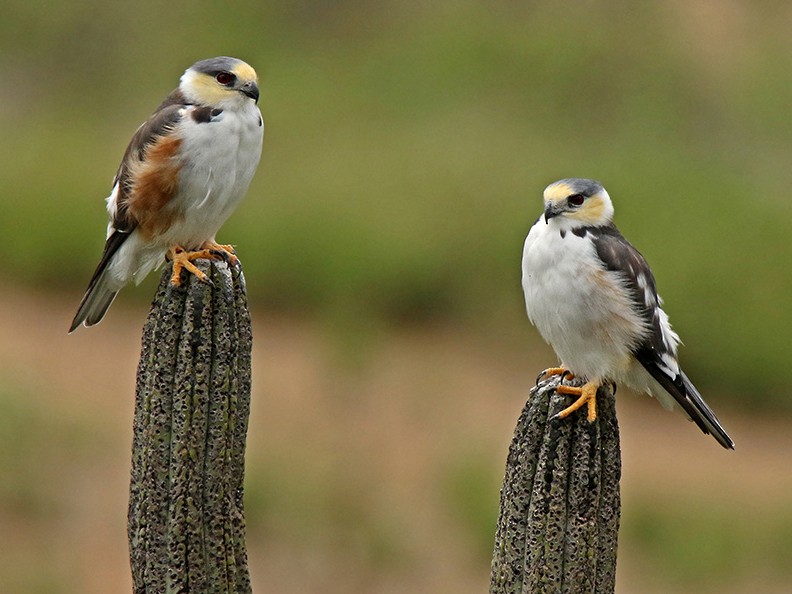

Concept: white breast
[[164, 102, 264, 247], [101, 102, 263, 290], [521, 219, 647, 381]]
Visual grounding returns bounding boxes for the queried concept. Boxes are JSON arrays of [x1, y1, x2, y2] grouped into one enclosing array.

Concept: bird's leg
[[168, 242, 240, 286], [201, 241, 238, 266], [536, 366, 575, 385], [554, 380, 601, 423], [168, 246, 215, 286]]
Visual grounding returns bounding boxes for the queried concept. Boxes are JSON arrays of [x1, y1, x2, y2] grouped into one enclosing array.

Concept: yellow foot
[[536, 367, 574, 385], [167, 243, 240, 286], [554, 381, 600, 423], [201, 241, 239, 266], [168, 246, 216, 286]]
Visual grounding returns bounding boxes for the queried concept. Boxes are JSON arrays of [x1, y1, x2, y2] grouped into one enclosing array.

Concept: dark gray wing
[[112, 88, 189, 233], [581, 224, 666, 353], [69, 89, 189, 332], [581, 224, 735, 449]]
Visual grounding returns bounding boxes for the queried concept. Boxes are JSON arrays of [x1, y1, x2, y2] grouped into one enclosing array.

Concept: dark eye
[[216, 71, 235, 85], [567, 194, 585, 207]]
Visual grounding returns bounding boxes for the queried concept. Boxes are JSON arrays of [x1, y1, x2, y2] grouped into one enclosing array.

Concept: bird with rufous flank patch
[[70, 56, 264, 332]]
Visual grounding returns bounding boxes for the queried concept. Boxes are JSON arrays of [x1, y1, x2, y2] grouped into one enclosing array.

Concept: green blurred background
[[1, 1, 791, 593]]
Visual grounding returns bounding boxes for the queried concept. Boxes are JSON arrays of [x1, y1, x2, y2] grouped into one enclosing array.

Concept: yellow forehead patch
[[232, 61, 258, 82], [543, 181, 574, 204]]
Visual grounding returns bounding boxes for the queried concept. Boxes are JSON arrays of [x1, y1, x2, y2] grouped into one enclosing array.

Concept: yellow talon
[[555, 381, 600, 422], [202, 241, 238, 266], [168, 246, 214, 286], [537, 367, 574, 384], [167, 242, 240, 286]]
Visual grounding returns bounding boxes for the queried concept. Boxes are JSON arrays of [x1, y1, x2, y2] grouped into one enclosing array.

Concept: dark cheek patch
[[191, 107, 223, 123]]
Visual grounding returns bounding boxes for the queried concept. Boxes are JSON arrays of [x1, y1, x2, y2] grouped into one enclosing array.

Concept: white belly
[[105, 103, 263, 287], [164, 104, 263, 247], [521, 220, 646, 381]]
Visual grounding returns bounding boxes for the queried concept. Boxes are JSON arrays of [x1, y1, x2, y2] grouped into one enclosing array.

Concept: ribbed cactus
[[490, 376, 621, 594], [128, 259, 253, 594]]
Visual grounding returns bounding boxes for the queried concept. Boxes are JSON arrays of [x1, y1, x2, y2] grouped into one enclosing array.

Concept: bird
[[69, 56, 264, 332], [521, 178, 735, 449]]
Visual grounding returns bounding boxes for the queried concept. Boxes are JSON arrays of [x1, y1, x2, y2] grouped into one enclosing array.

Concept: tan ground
[[0, 284, 789, 593]]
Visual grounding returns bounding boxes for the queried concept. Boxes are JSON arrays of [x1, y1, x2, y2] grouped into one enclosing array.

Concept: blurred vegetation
[[442, 448, 502, 555], [0, 381, 110, 593], [1, 0, 790, 406], [244, 455, 416, 572], [623, 495, 792, 591]]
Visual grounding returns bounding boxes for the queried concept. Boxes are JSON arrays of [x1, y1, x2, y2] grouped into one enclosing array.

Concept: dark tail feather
[[638, 355, 735, 449], [69, 271, 119, 332], [69, 231, 130, 333], [678, 371, 735, 450]]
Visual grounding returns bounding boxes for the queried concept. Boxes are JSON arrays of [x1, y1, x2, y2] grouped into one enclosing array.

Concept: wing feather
[[69, 89, 190, 331], [583, 224, 734, 449], [112, 89, 189, 234]]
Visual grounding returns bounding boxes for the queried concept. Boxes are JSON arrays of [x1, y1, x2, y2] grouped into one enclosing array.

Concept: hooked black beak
[[239, 81, 260, 103], [544, 204, 563, 223]]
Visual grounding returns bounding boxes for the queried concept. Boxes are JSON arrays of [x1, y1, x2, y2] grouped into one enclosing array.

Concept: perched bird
[[70, 56, 264, 332], [522, 178, 734, 449]]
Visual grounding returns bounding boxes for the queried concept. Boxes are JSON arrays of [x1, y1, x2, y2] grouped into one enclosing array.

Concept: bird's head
[[179, 56, 260, 109], [542, 178, 614, 228]]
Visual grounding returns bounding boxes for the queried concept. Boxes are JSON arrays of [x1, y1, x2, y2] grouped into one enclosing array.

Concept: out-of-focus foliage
[[0, 382, 111, 593], [623, 496, 792, 591], [1, 0, 791, 406]]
